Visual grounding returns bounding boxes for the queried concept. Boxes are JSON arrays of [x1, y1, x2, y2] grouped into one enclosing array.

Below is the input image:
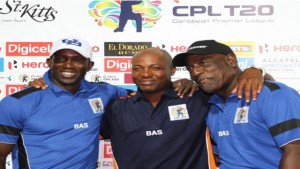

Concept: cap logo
[[188, 45, 208, 50], [61, 39, 82, 47]]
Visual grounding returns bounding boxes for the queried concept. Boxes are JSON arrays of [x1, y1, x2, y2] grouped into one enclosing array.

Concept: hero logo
[[6, 85, 25, 95], [6, 42, 52, 56], [104, 58, 132, 72], [8, 60, 48, 70], [173, 5, 274, 16]]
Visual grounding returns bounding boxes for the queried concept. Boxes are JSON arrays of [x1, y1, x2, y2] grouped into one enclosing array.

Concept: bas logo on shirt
[[146, 130, 163, 136], [218, 130, 229, 137], [74, 123, 88, 129]]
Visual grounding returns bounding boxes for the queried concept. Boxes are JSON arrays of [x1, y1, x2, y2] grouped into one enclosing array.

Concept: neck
[[141, 84, 171, 107], [143, 92, 164, 107]]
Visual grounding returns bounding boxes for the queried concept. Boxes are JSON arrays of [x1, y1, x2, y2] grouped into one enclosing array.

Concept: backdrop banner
[[1, 0, 299, 168]]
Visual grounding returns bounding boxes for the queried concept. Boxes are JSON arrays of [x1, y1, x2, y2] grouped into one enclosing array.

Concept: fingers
[[176, 79, 189, 98], [188, 81, 199, 97], [179, 80, 193, 98], [28, 78, 48, 89], [172, 79, 198, 98], [236, 68, 264, 102]]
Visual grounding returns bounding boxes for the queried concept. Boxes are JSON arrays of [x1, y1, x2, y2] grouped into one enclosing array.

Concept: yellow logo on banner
[[223, 41, 255, 57]]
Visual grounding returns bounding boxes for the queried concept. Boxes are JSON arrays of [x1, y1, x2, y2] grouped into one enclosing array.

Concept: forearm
[[280, 142, 300, 169], [0, 158, 6, 169], [280, 152, 300, 169]]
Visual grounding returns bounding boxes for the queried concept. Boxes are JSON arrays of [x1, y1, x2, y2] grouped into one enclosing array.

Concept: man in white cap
[[0, 37, 129, 168], [0, 37, 198, 168]]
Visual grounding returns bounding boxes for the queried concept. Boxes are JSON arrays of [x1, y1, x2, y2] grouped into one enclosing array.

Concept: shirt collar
[[132, 87, 179, 103]]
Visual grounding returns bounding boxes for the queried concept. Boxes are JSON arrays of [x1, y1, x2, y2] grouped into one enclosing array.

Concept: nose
[[141, 68, 152, 77], [62, 59, 75, 68]]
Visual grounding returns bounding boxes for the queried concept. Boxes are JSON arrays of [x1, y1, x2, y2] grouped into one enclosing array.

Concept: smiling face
[[46, 49, 94, 93], [185, 53, 237, 97], [132, 48, 175, 95]]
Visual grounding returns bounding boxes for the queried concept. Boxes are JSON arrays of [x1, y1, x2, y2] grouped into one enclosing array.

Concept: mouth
[[60, 71, 77, 78], [138, 80, 155, 85], [197, 77, 211, 84]]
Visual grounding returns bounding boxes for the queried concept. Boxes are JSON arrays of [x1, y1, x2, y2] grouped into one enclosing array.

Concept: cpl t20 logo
[[88, 0, 162, 32]]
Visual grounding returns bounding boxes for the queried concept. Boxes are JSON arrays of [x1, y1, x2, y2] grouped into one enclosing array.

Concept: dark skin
[[0, 49, 94, 168], [186, 53, 300, 169], [48, 49, 94, 94], [131, 48, 176, 107]]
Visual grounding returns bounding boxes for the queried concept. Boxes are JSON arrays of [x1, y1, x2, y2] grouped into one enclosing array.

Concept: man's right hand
[[29, 78, 48, 89]]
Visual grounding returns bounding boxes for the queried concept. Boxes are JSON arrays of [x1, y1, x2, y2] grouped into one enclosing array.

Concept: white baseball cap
[[50, 37, 93, 60]]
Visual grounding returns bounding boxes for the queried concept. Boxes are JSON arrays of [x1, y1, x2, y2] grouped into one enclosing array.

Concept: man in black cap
[[173, 40, 273, 102], [172, 40, 300, 169]]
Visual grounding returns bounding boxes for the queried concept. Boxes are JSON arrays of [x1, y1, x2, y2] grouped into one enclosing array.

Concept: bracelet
[[250, 65, 266, 77]]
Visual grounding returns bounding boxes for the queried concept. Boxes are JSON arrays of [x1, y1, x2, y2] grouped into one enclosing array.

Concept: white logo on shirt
[[74, 123, 88, 129], [146, 130, 163, 136], [168, 104, 189, 121], [218, 130, 230, 136], [88, 98, 104, 114], [234, 106, 249, 124]]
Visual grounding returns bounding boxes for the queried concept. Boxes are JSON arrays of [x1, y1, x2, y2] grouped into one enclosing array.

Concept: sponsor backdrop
[[1, 0, 299, 168]]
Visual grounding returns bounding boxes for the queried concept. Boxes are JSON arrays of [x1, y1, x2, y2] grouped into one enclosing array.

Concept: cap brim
[[172, 52, 196, 67]]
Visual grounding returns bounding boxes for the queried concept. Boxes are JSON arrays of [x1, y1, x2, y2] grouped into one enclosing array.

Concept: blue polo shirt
[[206, 81, 300, 169], [101, 88, 213, 169], [0, 70, 127, 169]]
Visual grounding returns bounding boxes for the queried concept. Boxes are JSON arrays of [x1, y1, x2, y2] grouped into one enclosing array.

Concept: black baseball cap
[[172, 40, 233, 67]]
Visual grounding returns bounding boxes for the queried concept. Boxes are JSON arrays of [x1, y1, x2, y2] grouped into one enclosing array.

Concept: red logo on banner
[[6, 84, 25, 95], [124, 73, 134, 84], [104, 58, 132, 72], [103, 142, 113, 158], [6, 42, 52, 56]]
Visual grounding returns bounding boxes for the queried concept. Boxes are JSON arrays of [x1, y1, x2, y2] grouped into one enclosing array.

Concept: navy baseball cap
[[172, 40, 233, 67]]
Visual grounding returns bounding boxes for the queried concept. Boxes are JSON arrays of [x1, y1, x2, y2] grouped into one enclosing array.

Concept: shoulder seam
[[11, 87, 42, 99], [264, 81, 280, 92]]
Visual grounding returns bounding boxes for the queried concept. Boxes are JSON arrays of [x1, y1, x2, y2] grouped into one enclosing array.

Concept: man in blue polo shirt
[[100, 47, 266, 169], [172, 40, 300, 169], [0, 37, 128, 168]]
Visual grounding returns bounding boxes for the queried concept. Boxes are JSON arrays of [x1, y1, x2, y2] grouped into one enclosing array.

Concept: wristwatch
[[250, 65, 266, 77]]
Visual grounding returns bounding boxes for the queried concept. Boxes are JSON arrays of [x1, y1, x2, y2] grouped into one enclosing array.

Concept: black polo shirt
[[101, 88, 212, 169]]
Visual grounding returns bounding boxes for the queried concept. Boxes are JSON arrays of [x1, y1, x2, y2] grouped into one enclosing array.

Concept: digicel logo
[[6, 42, 52, 56], [103, 143, 113, 158], [104, 58, 132, 72], [6, 84, 25, 95]]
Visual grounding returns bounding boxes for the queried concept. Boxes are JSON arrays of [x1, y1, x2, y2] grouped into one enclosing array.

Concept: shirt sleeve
[[0, 96, 23, 144], [260, 82, 300, 147]]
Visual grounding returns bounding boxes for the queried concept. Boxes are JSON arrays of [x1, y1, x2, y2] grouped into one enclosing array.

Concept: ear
[[170, 66, 176, 76], [225, 54, 238, 67], [46, 58, 51, 67], [87, 61, 94, 71]]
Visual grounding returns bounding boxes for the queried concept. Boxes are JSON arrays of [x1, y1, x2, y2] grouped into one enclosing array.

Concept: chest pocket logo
[[88, 98, 104, 114], [168, 104, 189, 121], [234, 106, 249, 124]]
